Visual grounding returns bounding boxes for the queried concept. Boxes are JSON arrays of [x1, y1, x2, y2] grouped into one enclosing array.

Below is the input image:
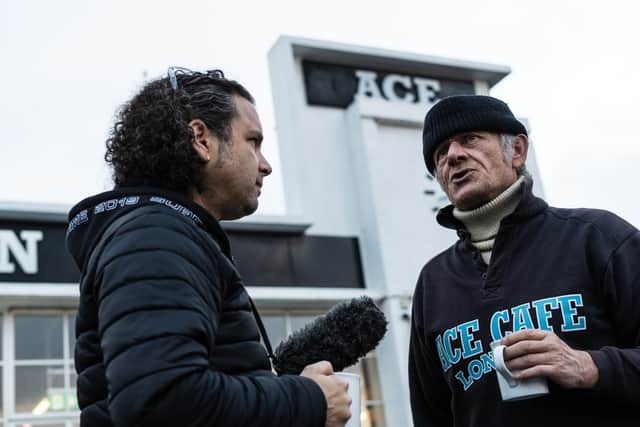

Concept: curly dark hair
[[105, 69, 254, 194]]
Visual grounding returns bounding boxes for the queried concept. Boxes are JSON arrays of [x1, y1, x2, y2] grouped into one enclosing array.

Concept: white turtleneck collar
[[453, 176, 525, 264]]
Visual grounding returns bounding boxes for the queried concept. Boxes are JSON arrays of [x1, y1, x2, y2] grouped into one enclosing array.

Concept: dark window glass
[[68, 314, 76, 357], [15, 365, 65, 414], [261, 315, 287, 349], [289, 315, 318, 333], [68, 368, 78, 410], [0, 368, 3, 419], [15, 315, 63, 360]]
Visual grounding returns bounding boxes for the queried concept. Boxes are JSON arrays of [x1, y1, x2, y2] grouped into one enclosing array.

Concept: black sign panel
[[302, 60, 475, 108], [0, 220, 364, 288], [229, 232, 364, 288], [0, 221, 79, 283]]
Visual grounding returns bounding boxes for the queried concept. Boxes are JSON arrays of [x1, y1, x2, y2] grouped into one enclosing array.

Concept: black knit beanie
[[422, 95, 527, 174]]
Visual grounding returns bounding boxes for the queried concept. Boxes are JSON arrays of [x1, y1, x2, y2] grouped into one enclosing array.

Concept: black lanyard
[[248, 296, 277, 373]]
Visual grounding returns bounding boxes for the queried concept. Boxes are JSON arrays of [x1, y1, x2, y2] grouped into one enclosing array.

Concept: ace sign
[[302, 60, 475, 108]]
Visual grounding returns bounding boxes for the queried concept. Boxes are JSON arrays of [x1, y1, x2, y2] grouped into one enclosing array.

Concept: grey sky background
[[1, 0, 639, 226]]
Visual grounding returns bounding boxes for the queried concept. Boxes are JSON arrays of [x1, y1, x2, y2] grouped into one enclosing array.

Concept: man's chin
[[241, 200, 259, 217], [451, 188, 485, 211], [219, 201, 258, 221]]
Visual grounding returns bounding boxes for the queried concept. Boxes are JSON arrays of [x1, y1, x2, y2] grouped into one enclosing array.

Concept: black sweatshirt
[[409, 179, 640, 426]]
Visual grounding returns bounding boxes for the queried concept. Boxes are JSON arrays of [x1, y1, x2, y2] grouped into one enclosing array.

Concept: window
[[262, 311, 386, 427], [1, 312, 78, 427], [1, 308, 385, 426]]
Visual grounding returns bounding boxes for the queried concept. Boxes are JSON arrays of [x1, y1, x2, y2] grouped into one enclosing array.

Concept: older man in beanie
[[408, 95, 640, 426]]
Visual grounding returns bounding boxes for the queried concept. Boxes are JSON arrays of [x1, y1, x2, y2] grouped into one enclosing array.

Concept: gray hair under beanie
[[422, 95, 527, 174]]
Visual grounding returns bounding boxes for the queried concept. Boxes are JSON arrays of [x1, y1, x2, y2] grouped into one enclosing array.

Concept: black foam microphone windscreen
[[273, 296, 388, 375]]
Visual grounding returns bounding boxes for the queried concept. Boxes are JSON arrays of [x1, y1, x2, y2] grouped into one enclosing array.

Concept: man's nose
[[259, 152, 272, 176], [445, 141, 466, 163]]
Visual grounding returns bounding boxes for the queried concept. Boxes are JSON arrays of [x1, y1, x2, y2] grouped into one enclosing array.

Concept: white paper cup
[[335, 372, 361, 427], [490, 340, 549, 401]]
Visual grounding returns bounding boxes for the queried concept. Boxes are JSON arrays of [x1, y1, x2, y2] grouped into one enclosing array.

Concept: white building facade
[[267, 36, 544, 427], [0, 36, 543, 427]]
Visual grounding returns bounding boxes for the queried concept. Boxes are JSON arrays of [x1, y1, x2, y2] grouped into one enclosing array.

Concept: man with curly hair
[[66, 68, 351, 427]]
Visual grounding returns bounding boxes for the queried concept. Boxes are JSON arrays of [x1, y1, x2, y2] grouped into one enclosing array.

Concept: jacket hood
[[66, 187, 230, 272]]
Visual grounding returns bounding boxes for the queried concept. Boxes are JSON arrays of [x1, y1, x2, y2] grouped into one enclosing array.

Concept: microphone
[[273, 296, 388, 375]]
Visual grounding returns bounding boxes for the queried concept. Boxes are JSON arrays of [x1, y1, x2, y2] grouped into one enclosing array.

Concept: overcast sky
[[1, 0, 639, 226]]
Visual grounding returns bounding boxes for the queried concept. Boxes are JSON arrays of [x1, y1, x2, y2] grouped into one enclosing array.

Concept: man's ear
[[189, 119, 214, 163], [511, 134, 529, 170]]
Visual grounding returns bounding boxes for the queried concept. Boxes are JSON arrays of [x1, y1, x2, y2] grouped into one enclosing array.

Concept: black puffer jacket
[[66, 187, 326, 427]]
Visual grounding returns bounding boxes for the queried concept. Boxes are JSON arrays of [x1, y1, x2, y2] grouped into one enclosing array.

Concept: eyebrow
[[452, 132, 477, 138]]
